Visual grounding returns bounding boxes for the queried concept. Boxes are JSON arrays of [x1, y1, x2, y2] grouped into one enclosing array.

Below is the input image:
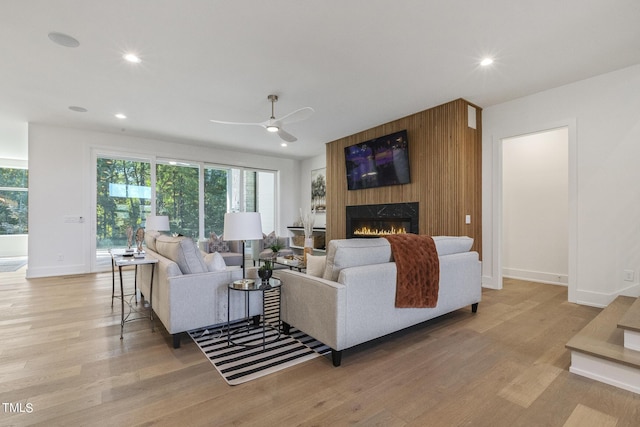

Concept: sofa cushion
[[306, 254, 326, 278], [433, 236, 474, 255], [155, 235, 207, 274], [323, 238, 392, 281], [208, 232, 229, 253], [145, 230, 161, 252], [204, 252, 227, 272]]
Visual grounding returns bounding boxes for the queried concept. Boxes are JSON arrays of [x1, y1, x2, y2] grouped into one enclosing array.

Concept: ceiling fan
[[210, 95, 314, 143]]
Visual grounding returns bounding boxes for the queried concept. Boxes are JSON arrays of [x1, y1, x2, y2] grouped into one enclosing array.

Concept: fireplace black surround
[[346, 202, 419, 238]]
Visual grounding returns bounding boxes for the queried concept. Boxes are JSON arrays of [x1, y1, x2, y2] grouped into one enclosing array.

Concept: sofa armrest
[[276, 270, 346, 350]]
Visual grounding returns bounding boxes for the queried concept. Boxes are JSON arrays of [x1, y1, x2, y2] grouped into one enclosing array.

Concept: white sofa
[[137, 232, 261, 348], [275, 237, 482, 366]]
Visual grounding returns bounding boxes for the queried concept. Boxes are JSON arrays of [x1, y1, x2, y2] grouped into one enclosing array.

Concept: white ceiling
[[1, 0, 639, 160]]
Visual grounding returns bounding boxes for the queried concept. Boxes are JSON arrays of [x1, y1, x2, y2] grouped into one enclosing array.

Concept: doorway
[[502, 128, 569, 285]]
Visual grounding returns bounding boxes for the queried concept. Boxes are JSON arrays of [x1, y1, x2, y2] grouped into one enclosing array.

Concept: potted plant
[[258, 260, 273, 288], [270, 242, 283, 258]]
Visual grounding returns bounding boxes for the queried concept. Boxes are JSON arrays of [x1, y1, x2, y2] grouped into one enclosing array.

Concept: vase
[[258, 268, 272, 284], [303, 237, 314, 263]]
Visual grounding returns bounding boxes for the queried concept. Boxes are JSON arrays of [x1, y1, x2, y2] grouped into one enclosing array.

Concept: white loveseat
[[275, 237, 482, 366], [137, 232, 260, 348]]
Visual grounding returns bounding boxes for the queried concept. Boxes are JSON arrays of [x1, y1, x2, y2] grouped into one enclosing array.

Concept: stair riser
[[569, 351, 640, 395], [623, 330, 640, 351]]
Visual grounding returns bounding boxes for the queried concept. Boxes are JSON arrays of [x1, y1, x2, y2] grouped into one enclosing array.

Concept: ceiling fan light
[[266, 125, 279, 132]]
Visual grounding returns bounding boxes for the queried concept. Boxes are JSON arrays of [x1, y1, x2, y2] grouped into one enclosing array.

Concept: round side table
[[227, 277, 281, 349]]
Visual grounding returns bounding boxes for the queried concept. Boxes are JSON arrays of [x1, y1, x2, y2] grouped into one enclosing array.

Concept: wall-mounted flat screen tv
[[344, 130, 410, 190]]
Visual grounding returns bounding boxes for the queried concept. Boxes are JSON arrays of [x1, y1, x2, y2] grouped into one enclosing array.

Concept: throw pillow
[[208, 232, 230, 253], [263, 231, 278, 249], [306, 254, 326, 278], [144, 230, 160, 252], [204, 252, 227, 272], [155, 235, 207, 274]]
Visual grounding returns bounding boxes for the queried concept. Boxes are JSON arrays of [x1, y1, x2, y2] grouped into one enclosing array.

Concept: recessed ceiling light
[[480, 58, 494, 66], [69, 106, 87, 113], [115, 113, 127, 119], [123, 53, 141, 63], [48, 32, 80, 48]]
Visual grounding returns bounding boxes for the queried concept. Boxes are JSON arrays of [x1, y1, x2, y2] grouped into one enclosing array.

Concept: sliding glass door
[[95, 154, 277, 270], [156, 161, 200, 238], [96, 157, 151, 250]]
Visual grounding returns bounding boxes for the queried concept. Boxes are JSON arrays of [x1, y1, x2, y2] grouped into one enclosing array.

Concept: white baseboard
[[26, 264, 88, 278], [569, 351, 640, 395], [503, 267, 567, 286]]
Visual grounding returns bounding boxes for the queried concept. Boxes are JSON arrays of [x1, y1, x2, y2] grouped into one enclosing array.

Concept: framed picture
[[311, 168, 326, 212]]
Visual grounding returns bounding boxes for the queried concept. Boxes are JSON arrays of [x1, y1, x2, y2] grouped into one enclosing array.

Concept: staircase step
[[617, 296, 640, 351], [566, 296, 640, 369], [618, 296, 640, 331]]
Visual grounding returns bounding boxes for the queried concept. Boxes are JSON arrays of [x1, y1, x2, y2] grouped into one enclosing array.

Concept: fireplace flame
[[353, 225, 407, 237]]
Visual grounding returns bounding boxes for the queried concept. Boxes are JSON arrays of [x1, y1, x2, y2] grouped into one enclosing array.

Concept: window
[[204, 166, 230, 235], [96, 157, 151, 249], [94, 155, 277, 268], [0, 167, 28, 235], [156, 161, 200, 238]]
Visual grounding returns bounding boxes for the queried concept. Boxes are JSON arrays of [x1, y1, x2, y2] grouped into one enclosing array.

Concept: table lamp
[[223, 212, 263, 280], [145, 215, 170, 233]]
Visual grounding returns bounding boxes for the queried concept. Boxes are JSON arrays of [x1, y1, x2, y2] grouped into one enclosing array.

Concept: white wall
[[27, 124, 301, 278], [483, 64, 640, 307], [502, 128, 568, 285]]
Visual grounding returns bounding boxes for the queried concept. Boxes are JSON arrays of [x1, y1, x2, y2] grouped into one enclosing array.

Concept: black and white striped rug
[[188, 291, 330, 385]]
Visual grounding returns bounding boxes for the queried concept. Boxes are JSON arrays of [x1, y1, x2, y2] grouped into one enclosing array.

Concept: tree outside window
[[0, 167, 28, 235], [96, 158, 151, 249]]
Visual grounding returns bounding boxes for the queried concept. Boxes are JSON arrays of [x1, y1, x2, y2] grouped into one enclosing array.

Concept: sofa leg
[[331, 350, 342, 367], [172, 334, 181, 349], [282, 322, 291, 335], [472, 303, 478, 313]]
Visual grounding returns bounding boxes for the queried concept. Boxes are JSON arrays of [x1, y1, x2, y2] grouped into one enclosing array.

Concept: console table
[[113, 255, 158, 339]]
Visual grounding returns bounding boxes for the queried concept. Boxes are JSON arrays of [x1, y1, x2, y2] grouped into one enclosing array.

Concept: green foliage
[[96, 158, 151, 248], [204, 168, 228, 235], [0, 167, 28, 235], [156, 163, 199, 239], [270, 243, 282, 253], [259, 260, 273, 271]]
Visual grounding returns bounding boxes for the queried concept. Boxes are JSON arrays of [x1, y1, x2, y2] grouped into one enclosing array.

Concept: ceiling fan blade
[[277, 107, 314, 125], [209, 119, 264, 127], [278, 128, 297, 142]]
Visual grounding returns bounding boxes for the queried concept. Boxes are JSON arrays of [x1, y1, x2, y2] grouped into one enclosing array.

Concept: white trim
[[493, 119, 577, 301], [569, 351, 640, 395], [624, 330, 640, 352], [503, 268, 568, 286]]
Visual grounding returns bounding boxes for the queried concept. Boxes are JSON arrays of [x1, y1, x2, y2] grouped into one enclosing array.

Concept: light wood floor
[[1, 269, 639, 426]]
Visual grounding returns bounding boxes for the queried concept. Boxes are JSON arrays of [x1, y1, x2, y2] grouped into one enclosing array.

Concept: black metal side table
[[227, 278, 281, 349], [114, 255, 158, 340]]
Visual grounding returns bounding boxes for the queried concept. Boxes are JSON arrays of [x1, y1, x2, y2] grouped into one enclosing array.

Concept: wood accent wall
[[325, 98, 482, 256]]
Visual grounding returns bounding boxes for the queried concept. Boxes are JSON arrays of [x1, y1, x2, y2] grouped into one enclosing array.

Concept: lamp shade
[[145, 215, 170, 231], [223, 212, 263, 241]]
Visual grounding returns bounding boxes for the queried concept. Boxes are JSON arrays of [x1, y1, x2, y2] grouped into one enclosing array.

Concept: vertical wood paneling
[[326, 98, 482, 257]]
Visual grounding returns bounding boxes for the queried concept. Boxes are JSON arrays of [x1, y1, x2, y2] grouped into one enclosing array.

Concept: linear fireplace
[[346, 202, 419, 238]]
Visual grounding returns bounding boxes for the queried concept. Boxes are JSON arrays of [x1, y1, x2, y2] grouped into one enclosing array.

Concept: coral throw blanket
[[384, 234, 440, 308]]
